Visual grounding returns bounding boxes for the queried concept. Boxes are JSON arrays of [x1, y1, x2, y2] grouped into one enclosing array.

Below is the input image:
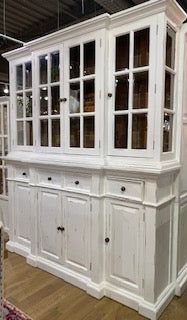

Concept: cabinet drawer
[[106, 178, 143, 201], [15, 167, 29, 181], [38, 170, 62, 187], [64, 173, 91, 192]]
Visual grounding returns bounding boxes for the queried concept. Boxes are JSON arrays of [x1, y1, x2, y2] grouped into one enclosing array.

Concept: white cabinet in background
[[105, 200, 143, 294], [15, 182, 31, 249], [63, 194, 91, 276], [38, 188, 62, 264]]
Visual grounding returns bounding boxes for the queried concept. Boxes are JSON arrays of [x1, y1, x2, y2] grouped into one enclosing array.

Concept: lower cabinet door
[[15, 182, 31, 249], [38, 189, 62, 264], [63, 194, 90, 276], [105, 199, 144, 294]]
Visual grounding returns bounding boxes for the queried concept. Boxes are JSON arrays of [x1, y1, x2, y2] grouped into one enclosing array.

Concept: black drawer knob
[[22, 172, 26, 176], [108, 93, 112, 98], [48, 177, 52, 181], [105, 237, 110, 243], [121, 186, 126, 192], [75, 180, 79, 185], [57, 226, 65, 232]]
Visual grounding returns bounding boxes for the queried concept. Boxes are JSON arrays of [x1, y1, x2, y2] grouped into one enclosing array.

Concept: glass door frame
[[0, 97, 9, 199]]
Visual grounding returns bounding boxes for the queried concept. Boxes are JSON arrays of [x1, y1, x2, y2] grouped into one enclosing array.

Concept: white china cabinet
[[3, 0, 187, 319]]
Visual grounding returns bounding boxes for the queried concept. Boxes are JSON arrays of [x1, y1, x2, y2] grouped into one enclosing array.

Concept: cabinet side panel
[[0, 199, 9, 232], [178, 203, 187, 273]]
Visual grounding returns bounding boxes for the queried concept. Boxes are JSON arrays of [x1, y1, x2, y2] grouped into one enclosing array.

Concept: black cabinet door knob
[[60, 98, 67, 102], [48, 177, 52, 181], [108, 93, 112, 98], [121, 186, 126, 192], [57, 226, 65, 232], [75, 180, 79, 185], [105, 237, 110, 243], [22, 172, 26, 176]]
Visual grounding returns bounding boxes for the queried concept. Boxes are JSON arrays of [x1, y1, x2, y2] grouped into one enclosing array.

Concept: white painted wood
[[63, 193, 90, 276], [38, 188, 62, 264], [14, 182, 31, 249]]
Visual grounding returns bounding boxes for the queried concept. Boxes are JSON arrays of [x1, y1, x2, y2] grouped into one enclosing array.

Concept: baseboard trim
[[176, 264, 187, 296], [6, 241, 30, 258]]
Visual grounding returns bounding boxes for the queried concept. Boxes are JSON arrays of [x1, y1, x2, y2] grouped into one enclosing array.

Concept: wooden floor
[[4, 253, 187, 320]]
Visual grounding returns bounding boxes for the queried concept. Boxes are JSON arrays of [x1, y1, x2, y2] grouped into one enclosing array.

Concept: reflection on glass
[[134, 28, 149, 67], [84, 80, 95, 112], [17, 93, 23, 118], [84, 41, 95, 75], [16, 65, 23, 90], [26, 121, 33, 146], [51, 86, 60, 115], [163, 113, 173, 152], [83, 116, 94, 148], [70, 117, 80, 147], [25, 92, 32, 117], [166, 26, 175, 69], [115, 75, 129, 110], [116, 34, 129, 71], [165, 72, 174, 110], [40, 119, 48, 146], [52, 119, 60, 147], [51, 51, 59, 83], [0, 169, 3, 194], [70, 46, 80, 79], [5, 168, 8, 196], [4, 138, 8, 155], [17, 121, 24, 145], [40, 88, 48, 115], [3, 105, 7, 134], [70, 83, 80, 113], [133, 72, 148, 109], [132, 113, 147, 149], [114, 115, 128, 149], [40, 55, 48, 84], [25, 62, 32, 89]]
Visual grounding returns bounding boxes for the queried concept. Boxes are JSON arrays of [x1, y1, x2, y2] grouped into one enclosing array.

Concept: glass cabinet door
[[111, 25, 152, 154], [15, 61, 33, 146], [0, 101, 9, 197], [68, 39, 96, 150], [38, 51, 61, 148]]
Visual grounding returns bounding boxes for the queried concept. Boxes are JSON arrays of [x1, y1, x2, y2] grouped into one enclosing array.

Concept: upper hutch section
[[3, 0, 186, 171]]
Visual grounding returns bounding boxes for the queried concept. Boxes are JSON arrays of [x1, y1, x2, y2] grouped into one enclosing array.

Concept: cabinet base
[[7, 243, 179, 320], [176, 264, 187, 296]]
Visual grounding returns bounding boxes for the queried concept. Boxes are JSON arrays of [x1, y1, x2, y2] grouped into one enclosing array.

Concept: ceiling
[[0, 0, 187, 86]]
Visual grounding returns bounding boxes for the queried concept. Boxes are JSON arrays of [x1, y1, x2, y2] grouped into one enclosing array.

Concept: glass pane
[[70, 117, 80, 147], [52, 119, 60, 147], [5, 168, 8, 196], [40, 119, 48, 146], [84, 41, 95, 76], [134, 28, 149, 67], [166, 26, 175, 69], [16, 65, 23, 90], [16, 93, 23, 118], [165, 72, 174, 110], [116, 34, 129, 71], [40, 55, 48, 84], [3, 104, 7, 134], [84, 80, 95, 112], [51, 51, 59, 83], [132, 113, 147, 149], [25, 62, 32, 89], [70, 83, 80, 114], [0, 109, 1, 135], [70, 46, 80, 79], [133, 72, 148, 109], [163, 113, 173, 152], [0, 169, 3, 194], [26, 121, 33, 146], [25, 92, 32, 117], [51, 86, 60, 115], [115, 75, 129, 110], [114, 115, 128, 149], [17, 121, 24, 145], [40, 88, 48, 115], [83, 116, 94, 148], [4, 137, 8, 155]]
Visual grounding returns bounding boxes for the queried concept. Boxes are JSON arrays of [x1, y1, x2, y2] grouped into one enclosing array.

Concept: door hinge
[[143, 211, 145, 222], [99, 140, 101, 149], [142, 278, 145, 289], [154, 84, 156, 94], [90, 262, 92, 271], [156, 24, 158, 35], [90, 202, 92, 212], [36, 192, 38, 200], [100, 38, 102, 47], [99, 90, 101, 99]]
